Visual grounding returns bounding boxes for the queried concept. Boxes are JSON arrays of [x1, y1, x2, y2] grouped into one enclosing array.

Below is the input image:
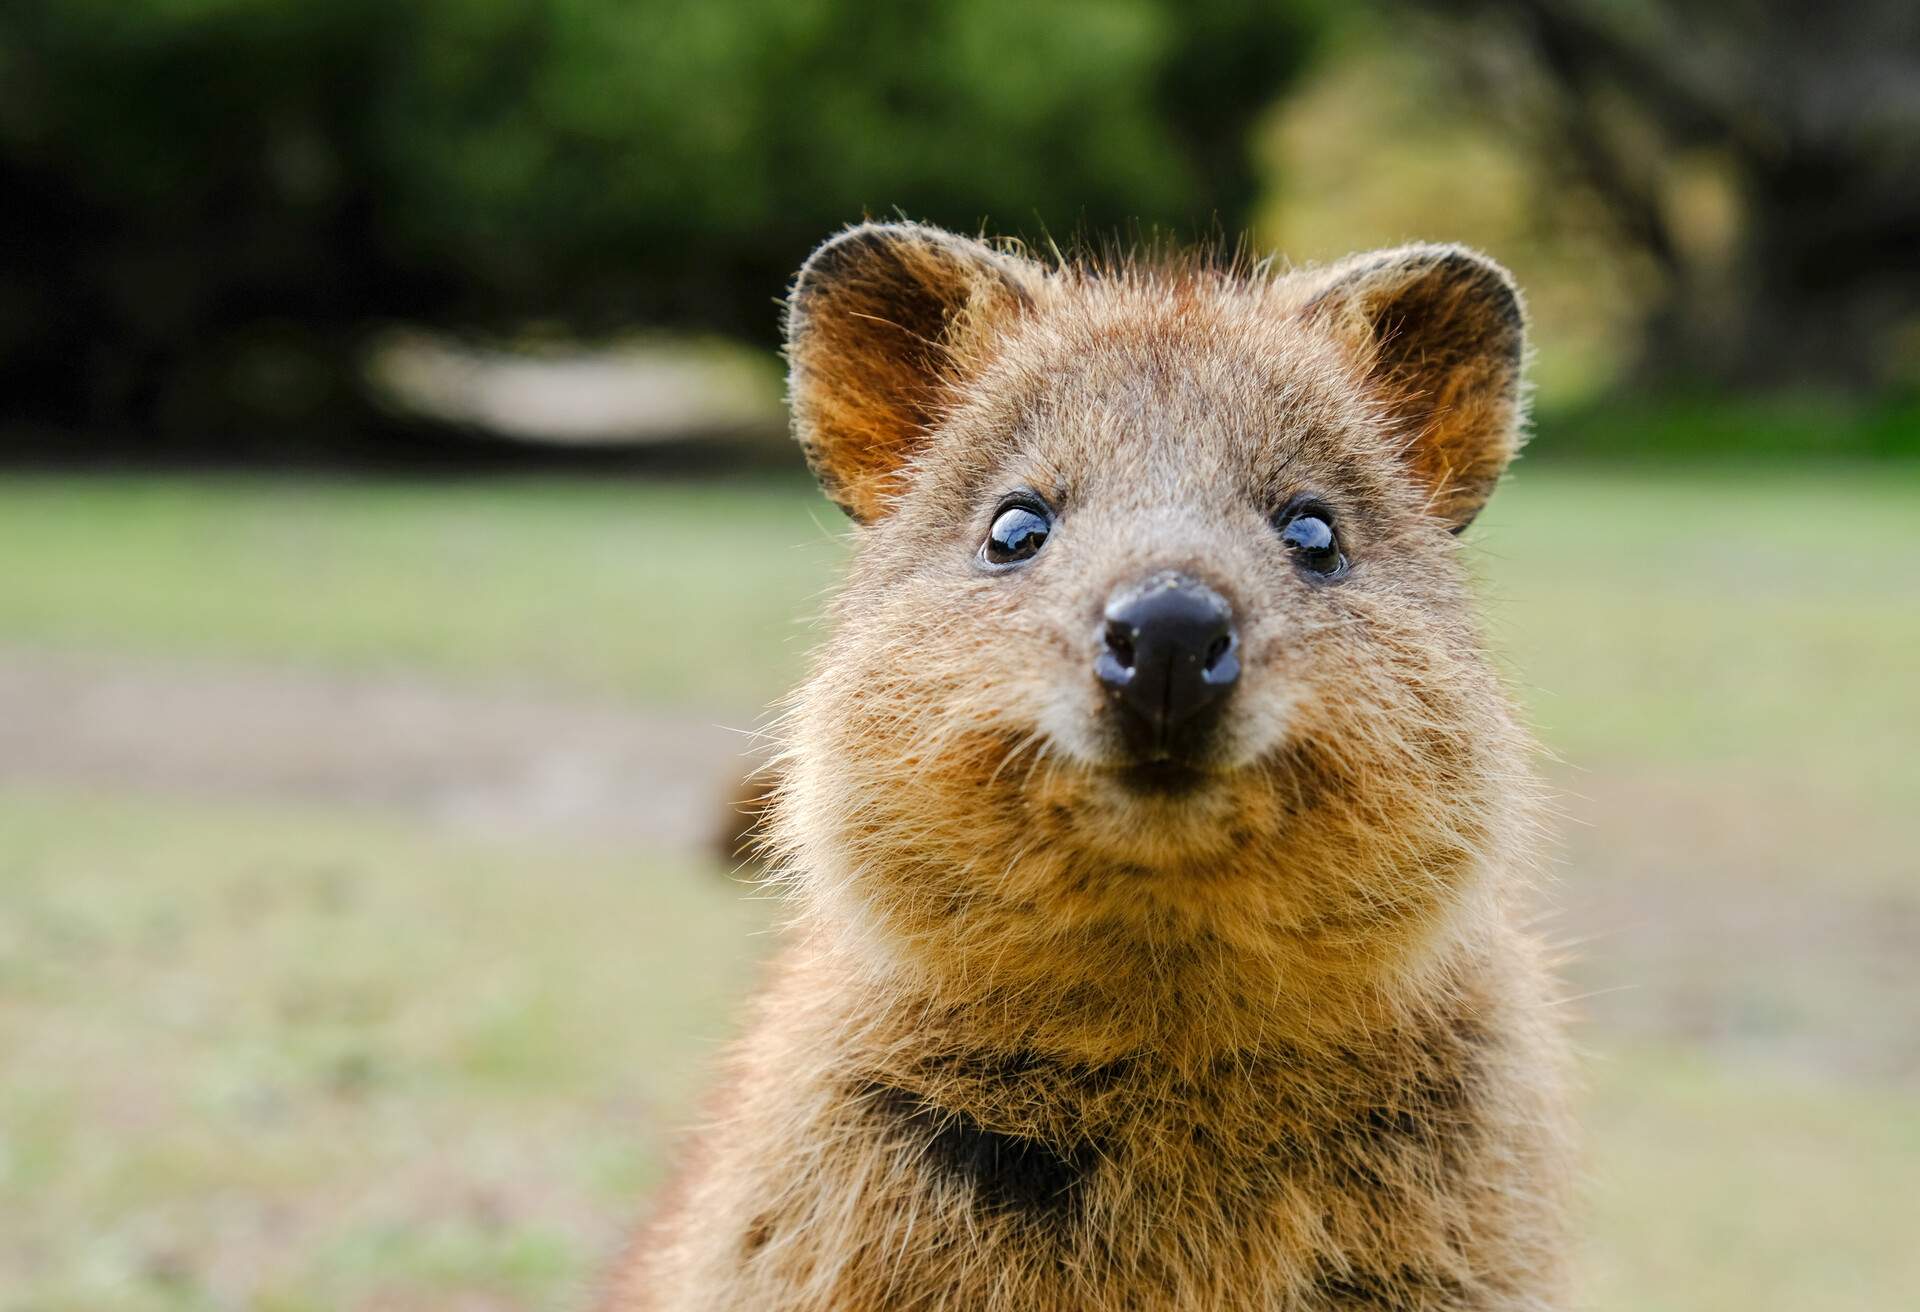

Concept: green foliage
[[0, 0, 1326, 444], [1536, 392, 1920, 463]]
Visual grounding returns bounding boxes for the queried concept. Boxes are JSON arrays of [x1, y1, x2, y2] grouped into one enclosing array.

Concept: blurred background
[[1, 1, 1915, 1308]]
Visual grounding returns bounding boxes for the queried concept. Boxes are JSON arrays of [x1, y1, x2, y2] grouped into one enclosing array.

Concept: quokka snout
[[605, 223, 1573, 1312]]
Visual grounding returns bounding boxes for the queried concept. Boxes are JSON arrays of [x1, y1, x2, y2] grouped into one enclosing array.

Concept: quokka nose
[[1094, 572, 1240, 760]]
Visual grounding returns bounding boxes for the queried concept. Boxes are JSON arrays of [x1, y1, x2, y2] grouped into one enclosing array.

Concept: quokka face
[[775, 223, 1536, 986]]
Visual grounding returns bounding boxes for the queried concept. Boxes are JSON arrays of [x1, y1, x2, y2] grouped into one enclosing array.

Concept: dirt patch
[[1546, 763, 1920, 1086], [0, 646, 770, 853]]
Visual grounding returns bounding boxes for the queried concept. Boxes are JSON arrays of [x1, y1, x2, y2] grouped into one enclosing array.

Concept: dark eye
[[982, 498, 1052, 568], [1274, 501, 1347, 579]]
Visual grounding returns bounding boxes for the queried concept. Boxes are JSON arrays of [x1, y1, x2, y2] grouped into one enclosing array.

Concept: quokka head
[[774, 222, 1538, 979]]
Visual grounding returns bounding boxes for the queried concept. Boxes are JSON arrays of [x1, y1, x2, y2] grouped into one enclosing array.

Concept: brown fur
[[602, 224, 1573, 1311]]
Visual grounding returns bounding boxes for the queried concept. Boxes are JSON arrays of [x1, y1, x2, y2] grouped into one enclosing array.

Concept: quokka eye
[[1273, 500, 1347, 580], [982, 497, 1052, 568]]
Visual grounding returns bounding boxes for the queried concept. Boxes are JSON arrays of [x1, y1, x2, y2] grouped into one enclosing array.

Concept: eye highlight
[[981, 496, 1052, 568], [1272, 498, 1347, 580]]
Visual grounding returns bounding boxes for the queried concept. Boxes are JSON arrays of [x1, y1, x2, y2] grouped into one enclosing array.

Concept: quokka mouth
[[1111, 759, 1214, 798]]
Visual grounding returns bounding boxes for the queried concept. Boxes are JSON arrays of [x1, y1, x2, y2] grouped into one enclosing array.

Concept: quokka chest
[[844, 1035, 1492, 1246]]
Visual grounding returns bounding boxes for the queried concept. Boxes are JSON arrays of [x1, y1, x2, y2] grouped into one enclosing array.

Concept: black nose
[[1095, 572, 1240, 761]]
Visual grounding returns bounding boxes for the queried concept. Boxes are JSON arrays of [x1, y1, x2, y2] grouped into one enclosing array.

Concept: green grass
[[1471, 463, 1920, 802], [1, 464, 1916, 1310], [1583, 1048, 1920, 1312], [0, 789, 765, 1311], [0, 473, 847, 706]]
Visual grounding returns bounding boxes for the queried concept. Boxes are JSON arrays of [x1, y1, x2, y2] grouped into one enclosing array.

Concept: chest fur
[[876, 1031, 1482, 1207], [735, 1026, 1508, 1309]]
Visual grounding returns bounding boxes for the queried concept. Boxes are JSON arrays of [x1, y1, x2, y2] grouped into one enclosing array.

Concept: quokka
[[603, 222, 1574, 1311]]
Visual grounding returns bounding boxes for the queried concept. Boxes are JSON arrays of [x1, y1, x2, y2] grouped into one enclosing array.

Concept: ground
[[1, 466, 1915, 1311]]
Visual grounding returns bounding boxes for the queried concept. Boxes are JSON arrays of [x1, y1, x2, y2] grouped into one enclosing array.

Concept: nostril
[[1202, 626, 1240, 688], [1103, 619, 1136, 671]]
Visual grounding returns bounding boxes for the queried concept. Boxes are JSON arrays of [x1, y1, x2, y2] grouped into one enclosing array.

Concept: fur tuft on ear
[[785, 222, 1033, 523], [1303, 245, 1528, 531]]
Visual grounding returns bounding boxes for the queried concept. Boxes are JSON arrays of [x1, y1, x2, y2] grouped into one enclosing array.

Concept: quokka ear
[[786, 222, 1033, 522], [1303, 245, 1528, 532]]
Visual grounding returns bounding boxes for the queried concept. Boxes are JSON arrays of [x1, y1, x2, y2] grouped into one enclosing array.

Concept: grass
[[2, 462, 1916, 1309], [1583, 1047, 1920, 1312], [0, 473, 846, 707], [1474, 462, 1920, 795], [0, 789, 765, 1311]]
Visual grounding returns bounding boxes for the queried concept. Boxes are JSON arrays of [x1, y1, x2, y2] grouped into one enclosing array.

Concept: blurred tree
[[1403, 0, 1920, 391], [0, 0, 1326, 457]]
